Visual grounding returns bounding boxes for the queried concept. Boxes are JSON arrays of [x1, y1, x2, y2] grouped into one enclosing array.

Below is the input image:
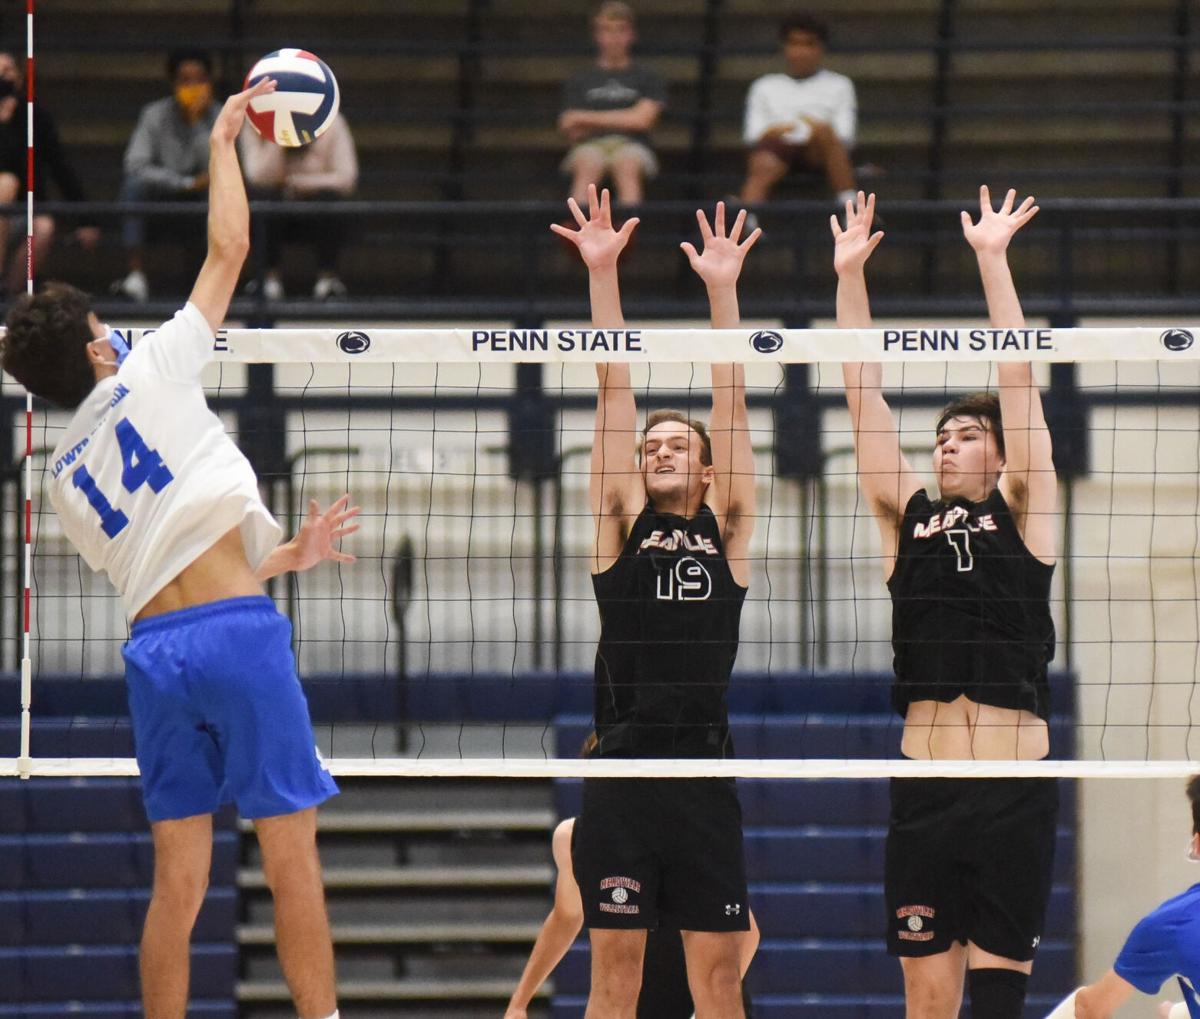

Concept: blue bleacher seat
[[0, 720, 134, 759], [557, 992, 1065, 1018], [21, 780, 146, 834], [0, 888, 236, 947], [0, 831, 237, 890], [555, 938, 1073, 997], [0, 945, 234, 1002], [746, 882, 1074, 940], [742, 828, 1075, 884], [0, 1001, 235, 1018]]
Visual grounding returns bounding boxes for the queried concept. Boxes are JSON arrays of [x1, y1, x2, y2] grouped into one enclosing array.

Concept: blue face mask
[[104, 328, 131, 367]]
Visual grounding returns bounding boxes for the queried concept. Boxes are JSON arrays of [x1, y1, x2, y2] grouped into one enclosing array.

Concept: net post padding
[[4, 757, 1200, 779]]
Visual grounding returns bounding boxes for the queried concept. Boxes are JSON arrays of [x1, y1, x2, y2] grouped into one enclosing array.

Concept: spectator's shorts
[[561, 134, 659, 177], [123, 595, 338, 822], [750, 134, 823, 171]]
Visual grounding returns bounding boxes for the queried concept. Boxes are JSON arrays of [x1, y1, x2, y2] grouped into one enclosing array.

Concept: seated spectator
[[559, 2, 665, 206], [239, 112, 358, 301], [738, 12, 858, 212], [113, 48, 217, 302], [0, 51, 97, 296]]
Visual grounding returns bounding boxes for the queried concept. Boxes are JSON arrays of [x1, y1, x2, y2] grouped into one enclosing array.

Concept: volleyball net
[[6, 322, 1200, 779]]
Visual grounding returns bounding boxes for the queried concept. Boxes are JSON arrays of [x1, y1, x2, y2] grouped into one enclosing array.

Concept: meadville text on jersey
[[48, 304, 281, 619]]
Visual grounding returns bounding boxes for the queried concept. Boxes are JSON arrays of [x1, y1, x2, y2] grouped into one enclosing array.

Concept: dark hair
[[641, 409, 712, 466], [1188, 774, 1200, 835], [935, 392, 1005, 457], [779, 12, 830, 45], [2, 282, 97, 409], [167, 48, 212, 80]]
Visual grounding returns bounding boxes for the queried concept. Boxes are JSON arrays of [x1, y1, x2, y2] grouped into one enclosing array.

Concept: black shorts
[[885, 777, 1058, 961], [572, 777, 749, 932]]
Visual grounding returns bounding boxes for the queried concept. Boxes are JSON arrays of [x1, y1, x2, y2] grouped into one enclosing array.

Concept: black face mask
[[0, 79, 15, 99]]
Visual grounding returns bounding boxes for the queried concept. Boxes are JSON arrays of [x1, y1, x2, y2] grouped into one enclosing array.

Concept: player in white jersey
[[2, 79, 348, 1019]]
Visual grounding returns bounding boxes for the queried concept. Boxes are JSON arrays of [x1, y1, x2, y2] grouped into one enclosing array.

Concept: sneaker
[[313, 275, 347, 300], [110, 269, 149, 303], [243, 275, 285, 301], [724, 196, 759, 235]]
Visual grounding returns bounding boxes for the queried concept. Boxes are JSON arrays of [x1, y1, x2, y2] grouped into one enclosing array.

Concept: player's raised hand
[[961, 185, 1038, 256], [831, 191, 884, 276], [550, 185, 639, 272], [210, 77, 276, 147], [290, 494, 361, 571], [680, 201, 762, 290]]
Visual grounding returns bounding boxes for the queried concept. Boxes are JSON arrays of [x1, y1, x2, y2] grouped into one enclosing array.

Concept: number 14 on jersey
[[71, 419, 174, 539]]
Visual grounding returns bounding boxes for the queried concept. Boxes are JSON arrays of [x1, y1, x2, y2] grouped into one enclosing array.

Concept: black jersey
[[591, 504, 747, 757], [888, 488, 1055, 719]]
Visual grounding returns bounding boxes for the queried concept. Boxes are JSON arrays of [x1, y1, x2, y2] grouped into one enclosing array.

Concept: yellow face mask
[[174, 82, 212, 118]]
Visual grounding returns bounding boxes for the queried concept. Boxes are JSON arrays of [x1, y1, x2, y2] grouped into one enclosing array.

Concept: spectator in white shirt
[[738, 13, 858, 210]]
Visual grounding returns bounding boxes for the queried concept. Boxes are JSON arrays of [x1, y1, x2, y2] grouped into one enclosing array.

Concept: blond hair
[[595, 1, 635, 25]]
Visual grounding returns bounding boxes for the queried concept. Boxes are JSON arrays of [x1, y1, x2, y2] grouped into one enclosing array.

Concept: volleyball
[[244, 48, 340, 148]]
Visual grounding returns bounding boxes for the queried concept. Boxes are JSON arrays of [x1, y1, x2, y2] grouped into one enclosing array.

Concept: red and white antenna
[[18, 0, 34, 779]]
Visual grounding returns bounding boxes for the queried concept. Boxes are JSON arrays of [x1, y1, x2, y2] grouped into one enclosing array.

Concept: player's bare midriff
[[135, 526, 263, 621], [901, 694, 1049, 761]]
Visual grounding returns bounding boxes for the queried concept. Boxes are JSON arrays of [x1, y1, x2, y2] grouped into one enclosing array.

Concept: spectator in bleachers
[[558, 2, 666, 206], [239, 113, 358, 301], [112, 48, 217, 303], [738, 13, 858, 212], [0, 50, 98, 296]]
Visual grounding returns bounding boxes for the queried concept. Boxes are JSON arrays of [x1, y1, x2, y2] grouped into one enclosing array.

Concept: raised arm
[[833, 192, 920, 575], [188, 78, 276, 334], [962, 185, 1056, 563], [680, 202, 761, 586], [254, 495, 360, 582], [504, 820, 584, 1019], [551, 185, 642, 572]]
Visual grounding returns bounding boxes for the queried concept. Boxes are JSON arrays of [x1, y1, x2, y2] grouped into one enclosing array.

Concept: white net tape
[[9, 323, 1200, 780]]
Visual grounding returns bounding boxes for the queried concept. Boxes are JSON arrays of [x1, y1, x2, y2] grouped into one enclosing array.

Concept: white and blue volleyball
[[244, 49, 340, 148]]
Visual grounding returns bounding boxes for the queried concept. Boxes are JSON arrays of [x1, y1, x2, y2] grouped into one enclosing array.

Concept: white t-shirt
[[742, 69, 857, 148], [47, 303, 282, 620]]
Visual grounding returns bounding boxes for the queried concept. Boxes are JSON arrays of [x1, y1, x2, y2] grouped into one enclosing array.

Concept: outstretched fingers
[[739, 224, 763, 252], [617, 216, 640, 243]]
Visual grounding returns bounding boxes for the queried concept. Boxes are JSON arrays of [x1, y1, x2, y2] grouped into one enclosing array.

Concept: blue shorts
[[123, 595, 338, 822]]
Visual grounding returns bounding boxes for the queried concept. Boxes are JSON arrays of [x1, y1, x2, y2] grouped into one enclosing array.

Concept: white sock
[[305, 1012, 339, 1019]]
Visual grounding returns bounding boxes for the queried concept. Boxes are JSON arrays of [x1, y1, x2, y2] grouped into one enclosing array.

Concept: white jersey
[[47, 303, 281, 620], [742, 68, 857, 147]]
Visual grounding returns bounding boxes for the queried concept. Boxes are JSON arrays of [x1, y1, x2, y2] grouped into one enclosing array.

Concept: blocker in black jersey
[[591, 503, 747, 758], [578, 503, 750, 933], [889, 487, 1055, 720]]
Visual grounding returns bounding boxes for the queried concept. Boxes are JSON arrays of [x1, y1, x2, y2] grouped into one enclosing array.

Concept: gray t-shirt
[[561, 64, 667, 145]]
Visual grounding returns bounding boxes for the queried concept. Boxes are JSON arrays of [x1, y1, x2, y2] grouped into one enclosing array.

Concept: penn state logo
[[750, 329, 783, 354], [336, 330, 371, 355], [1161, 328, 1194, 352]]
